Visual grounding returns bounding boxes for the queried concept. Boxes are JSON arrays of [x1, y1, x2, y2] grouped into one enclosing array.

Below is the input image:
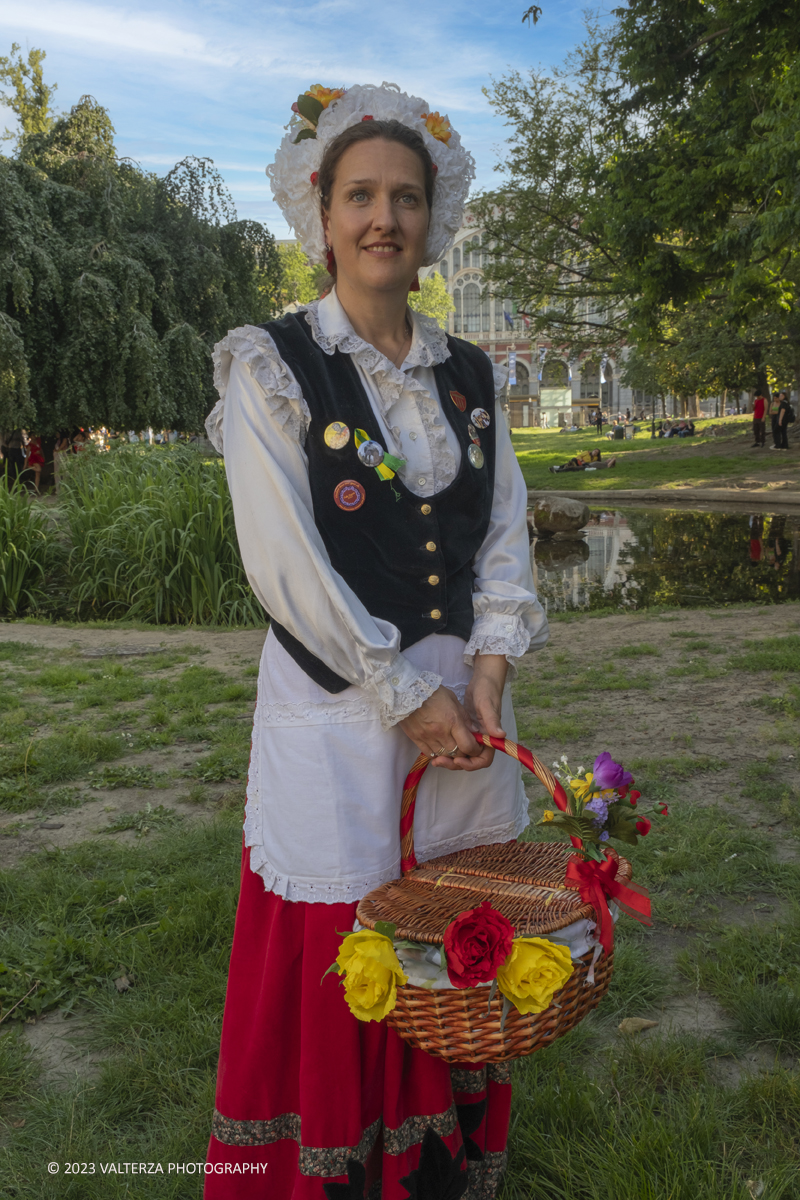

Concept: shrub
[[61, 445, 265, 626], [0, 479, 48, 616]]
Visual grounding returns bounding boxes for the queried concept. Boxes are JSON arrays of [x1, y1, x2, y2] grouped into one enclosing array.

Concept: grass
[[511, 417, 757, 491], [0, 481, 50, 617], [1, 618, 800, 1197]]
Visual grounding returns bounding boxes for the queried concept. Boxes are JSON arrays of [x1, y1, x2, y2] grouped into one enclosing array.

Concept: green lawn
[[1, 613, 799, 1198], [512, 417, 762, 490]]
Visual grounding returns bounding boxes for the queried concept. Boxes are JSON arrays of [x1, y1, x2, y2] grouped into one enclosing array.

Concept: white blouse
[[206, 290, 550, 903]]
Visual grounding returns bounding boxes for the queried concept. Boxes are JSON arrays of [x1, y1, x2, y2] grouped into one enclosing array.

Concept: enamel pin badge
[[450, 390, 467, 412], [471, 408, 491, 429], [468, 444, 485, 469]]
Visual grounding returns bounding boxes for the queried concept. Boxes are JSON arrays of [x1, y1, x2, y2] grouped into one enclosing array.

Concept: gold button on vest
[[421, 504, 431, 515], [428, 575, 439, 586], [425, 541, 437, 552], [430, 609, 442, 620]]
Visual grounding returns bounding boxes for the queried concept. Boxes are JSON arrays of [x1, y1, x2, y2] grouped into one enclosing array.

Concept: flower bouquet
[[329, 737, 657, 1063]]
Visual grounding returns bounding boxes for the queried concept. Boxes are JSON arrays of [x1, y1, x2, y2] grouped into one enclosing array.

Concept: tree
[[277, 242, 326, 307], [408, 271, 455, 328], [0, 43, 57, 148], [473, 25, 632, 361], [0, 53, 283, 434]]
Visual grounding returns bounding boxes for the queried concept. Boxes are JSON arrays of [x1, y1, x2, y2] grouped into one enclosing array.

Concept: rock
[[532, 496, 590, 537], [618, 1017, 659, 1035], [534, 539, 590, 570]]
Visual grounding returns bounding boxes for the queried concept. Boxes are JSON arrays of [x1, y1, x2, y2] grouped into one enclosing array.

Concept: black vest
[[264, 311, 496, 692]]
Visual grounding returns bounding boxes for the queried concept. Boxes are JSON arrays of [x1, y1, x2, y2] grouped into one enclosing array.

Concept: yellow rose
[[420, 111, 452, 144], [336, 931, 407, 1022], [541, 810, 555, 823], [496, 937, 574, 1015], [306, 85, 345, 110]]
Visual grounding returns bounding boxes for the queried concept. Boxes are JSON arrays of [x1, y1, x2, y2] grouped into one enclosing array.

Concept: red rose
[[310, 171, 318, 185], [361, 114, 374, 121], [635, 818, 651, 836], [658, 804, 669, 815], [629, 790, 641, 806], [443, 901, 515, 989]]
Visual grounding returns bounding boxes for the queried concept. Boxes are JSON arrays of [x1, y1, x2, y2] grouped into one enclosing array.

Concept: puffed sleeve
[[463, 367, 549, 675], [208, 326, 441, 730]]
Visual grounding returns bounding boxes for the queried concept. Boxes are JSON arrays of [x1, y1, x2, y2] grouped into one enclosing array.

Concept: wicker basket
[[355, 735, 631, 1063]]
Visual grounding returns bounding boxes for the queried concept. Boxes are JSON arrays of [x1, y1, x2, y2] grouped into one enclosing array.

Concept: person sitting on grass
[[549, 448, 617, 473]]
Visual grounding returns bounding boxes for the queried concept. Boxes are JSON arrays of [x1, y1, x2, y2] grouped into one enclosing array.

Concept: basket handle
[[399, 733, 577, 874]]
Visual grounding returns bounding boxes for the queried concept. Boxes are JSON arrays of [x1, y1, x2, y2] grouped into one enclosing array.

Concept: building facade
[[421, 217, 656, 427]]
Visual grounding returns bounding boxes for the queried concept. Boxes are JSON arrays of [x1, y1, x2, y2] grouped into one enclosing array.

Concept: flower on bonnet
[[592, 752, 633, 792], [306, 84, 345, 109], [421, 111, 451, 143]]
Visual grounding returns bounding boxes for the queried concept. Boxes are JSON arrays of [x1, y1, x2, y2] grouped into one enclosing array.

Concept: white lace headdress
[[266, 82, 475, 268]]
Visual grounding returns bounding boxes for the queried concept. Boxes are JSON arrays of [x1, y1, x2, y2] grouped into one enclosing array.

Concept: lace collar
[[302, 288, 450, 374]]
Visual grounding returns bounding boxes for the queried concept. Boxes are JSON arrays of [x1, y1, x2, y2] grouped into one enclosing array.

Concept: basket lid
[[356, 841, 632, 945]]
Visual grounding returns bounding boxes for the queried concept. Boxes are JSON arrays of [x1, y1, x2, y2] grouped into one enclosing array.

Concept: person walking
[[752, 392, 766, 446], [202, 84, 548, 1200], [594, 407, 603, 436], [772, 391, 790, 450]]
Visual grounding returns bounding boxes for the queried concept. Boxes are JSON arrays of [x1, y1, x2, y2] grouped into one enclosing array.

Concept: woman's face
[[321, 138, 429, 296]]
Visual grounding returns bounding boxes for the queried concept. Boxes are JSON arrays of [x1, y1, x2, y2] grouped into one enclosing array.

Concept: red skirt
[[205, 846, 512, 1199]]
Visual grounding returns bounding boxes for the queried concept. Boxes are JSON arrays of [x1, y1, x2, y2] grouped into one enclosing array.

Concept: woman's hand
[[399, 686, 494, 772], [464, 653, 509, 750]]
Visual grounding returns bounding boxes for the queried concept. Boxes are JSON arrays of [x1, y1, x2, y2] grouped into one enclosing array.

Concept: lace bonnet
[[266, 82, 475, 268]]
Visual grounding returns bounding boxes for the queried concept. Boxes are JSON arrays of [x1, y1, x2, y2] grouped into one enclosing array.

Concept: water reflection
[[529, 508, 800, 613]]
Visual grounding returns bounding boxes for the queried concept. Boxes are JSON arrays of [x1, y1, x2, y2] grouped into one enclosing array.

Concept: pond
[[529, 508, 800, 613]]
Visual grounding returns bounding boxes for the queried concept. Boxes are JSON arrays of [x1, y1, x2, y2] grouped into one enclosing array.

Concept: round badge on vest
[[324, 421, 350, 450], [450, 390, 467, 412], [468, 444, 485, 469], [471, 408, 491, 429], [334, 480, 366, 511], [467, 424, 481, 446], [357, 440, 385, 469]]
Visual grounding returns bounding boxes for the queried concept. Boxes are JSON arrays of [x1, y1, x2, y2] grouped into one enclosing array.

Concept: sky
[[0, 0, 596, 240]]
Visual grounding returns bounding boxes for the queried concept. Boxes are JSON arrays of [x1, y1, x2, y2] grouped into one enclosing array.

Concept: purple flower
[[592, 752, 633, 792], [599, 831, 610, 842], [584, 797, 610, 823]]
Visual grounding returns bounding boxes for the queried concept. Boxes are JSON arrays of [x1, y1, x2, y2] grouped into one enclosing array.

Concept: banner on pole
[[508, 350, 517, 386]]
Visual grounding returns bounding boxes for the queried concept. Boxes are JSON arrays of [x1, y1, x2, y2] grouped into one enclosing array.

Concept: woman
[[204, 84, 547, 1200], [23, 433, 45, 492]]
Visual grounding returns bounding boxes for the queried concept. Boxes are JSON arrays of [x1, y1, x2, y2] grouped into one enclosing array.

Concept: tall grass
[[0, 478, 48, 616], [61, 446, 265, 626]]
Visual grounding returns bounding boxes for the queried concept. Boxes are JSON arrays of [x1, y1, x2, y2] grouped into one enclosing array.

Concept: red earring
[[409, 273, 420, 292], [326, 247, 335, 273]]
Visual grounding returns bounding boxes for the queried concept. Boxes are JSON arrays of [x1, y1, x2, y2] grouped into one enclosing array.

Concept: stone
[[532, 496, 590, 537]]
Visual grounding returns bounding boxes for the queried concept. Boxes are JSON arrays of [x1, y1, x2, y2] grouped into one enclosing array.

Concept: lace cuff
[[365, 655, 442, 731], [206, 325, 311, 453], [463, 612, 530, 680]]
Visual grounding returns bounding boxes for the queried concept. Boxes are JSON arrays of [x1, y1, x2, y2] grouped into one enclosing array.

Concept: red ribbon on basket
[[565, 854, 652, 954]]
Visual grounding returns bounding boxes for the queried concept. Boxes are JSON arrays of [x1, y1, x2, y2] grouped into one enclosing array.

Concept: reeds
[[61, 445, 264, 626], [0, 478, 48, 616]]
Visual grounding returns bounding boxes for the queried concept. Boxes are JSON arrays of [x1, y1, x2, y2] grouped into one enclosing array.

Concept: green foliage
[[408, 270, 455, 328], [0, 62, 283, 433], [0, 479, 49, 615], [61, 445, 265, 626], [278, 241, 327, 306], [0, 43, 57, 147]]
